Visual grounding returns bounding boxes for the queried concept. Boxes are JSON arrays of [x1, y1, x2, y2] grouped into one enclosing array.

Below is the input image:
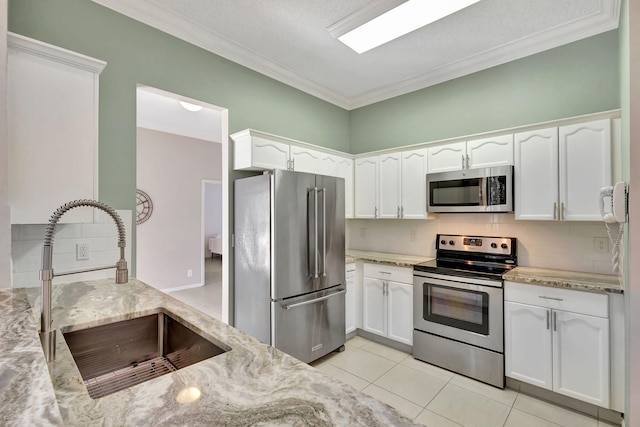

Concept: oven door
[[413, 273, 503, 352]]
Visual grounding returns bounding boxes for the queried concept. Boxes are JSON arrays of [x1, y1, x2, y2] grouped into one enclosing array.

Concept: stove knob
[[490, 243, 497, 249], [449, 240, 455, 246], [501, 243, 508, 249], [440, 239, 446, 245]]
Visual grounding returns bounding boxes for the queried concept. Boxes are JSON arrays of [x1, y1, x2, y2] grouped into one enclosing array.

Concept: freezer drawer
[[272, 287, 346, 363]]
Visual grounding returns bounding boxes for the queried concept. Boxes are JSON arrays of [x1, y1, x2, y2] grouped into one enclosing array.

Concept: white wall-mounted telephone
[[599, 182, 628, 273], [599, 182, 627, 223]]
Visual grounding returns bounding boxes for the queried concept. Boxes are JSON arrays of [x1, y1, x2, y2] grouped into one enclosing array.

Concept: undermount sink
[[62, 311, 228, 399]]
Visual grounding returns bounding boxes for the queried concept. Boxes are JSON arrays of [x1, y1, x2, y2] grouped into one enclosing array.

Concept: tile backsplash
[[347, 213, 619, 275], [11, 211, 132, 288]]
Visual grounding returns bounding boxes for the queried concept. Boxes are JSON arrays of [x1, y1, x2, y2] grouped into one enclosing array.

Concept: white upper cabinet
[[427, 142, 465, 173], [8, 33, 106, 224], [336, 157, 354, 219], [428, 136, 513, 173], [378, 153, 401, 219], [514, 128, 559, 220], [466, 135, 514, 168], [515, 119, 611, 221], [559, 119, 612, 221], [401, 148, 428, 219], [233, 131, 290, 171], [354, 156, 378, 218], [320, 152, 339, 177], [289, 145, 322, 174], [355, 148, 428, 219]]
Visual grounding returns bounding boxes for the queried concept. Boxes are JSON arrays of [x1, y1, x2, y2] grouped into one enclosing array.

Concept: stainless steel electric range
[[413, 234, 517, 388]]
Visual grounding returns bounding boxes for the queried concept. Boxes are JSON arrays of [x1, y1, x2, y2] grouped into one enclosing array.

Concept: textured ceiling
[[95, 0, 619, 109]]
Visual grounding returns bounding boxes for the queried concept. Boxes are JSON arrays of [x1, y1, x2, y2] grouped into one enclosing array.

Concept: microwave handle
[[479, 177, 487, 206]]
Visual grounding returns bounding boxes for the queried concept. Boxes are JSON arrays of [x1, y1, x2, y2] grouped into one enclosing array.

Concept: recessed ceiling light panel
[[334, 0, 482, 54]]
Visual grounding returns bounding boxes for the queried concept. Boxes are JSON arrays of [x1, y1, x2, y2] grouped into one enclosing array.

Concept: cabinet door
[[320, 153, 339, 177], [362, 277, 386, 337], [401, 149, 428, 219], [467, 135, 513, 168], [514, 128, 559, 220], [427, 142, 465, 173], [504, 302, 552, 390], [559, 119, 611, 221], [8, 37, 103, 224], [378, 153, 401, 219], [346, 276, 356, 334], [290, 146, 322, 174], [337, 157, 354, 219], [250, 136, 291, 170], [354, 157, 378, 218], [552, 310, 610, 407], [387, 281, 413, 345]]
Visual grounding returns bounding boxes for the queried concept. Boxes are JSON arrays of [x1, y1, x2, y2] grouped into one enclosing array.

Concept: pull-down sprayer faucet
[[39, 199, 128, 363]]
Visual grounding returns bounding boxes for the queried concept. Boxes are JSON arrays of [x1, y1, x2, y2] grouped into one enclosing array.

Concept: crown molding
[[92, 0, 351, 108], [93, 0, 619, 111], [7, 32, 107, 74]]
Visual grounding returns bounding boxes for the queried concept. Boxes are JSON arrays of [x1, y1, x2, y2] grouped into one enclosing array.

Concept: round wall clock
[[136, 189, 153, 225]]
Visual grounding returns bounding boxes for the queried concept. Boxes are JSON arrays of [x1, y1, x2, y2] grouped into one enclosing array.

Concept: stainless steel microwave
[[426, 166, 513, 213]]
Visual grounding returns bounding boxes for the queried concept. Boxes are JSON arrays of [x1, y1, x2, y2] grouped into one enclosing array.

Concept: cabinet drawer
[[363, 263, 412, 284], [505, 281, 608, 318], [346, 263, 356, 278]]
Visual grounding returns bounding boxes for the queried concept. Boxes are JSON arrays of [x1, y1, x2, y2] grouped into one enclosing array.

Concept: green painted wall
[[349, 30, 621, 153], [8, 0, 351, 211]]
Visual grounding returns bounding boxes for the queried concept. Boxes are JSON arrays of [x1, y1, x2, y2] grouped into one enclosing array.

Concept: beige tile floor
[[310, 336, 616, 427], [170, 256, 222, 320]]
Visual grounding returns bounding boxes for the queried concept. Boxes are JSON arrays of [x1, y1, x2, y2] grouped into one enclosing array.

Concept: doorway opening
[[135, 85, 229, 323]]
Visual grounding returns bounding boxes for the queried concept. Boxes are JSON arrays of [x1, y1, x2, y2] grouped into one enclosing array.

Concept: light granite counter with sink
[[0, 279, 420, 426]]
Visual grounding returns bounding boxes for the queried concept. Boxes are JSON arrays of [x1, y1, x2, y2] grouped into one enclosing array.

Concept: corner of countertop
[[345, 250, 434, 268]]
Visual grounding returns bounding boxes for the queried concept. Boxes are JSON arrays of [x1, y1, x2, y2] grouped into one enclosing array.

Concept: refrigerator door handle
[[308, 188, 319, 279], [314, 188, 320, 278], [281, 289, 346, 310], [321, 187, 327, 277]]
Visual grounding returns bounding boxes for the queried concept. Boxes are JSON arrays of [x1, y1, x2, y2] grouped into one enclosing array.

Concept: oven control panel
[[437, 234, 515, 255]]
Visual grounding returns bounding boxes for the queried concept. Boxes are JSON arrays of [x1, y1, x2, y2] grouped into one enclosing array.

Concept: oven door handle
[[427, 286, 431, 317]]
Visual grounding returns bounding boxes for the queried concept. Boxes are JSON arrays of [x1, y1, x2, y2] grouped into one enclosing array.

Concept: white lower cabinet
[[505, 282, 610, 408], [362, 264, 413, 345], [345, 263, 358, 334]]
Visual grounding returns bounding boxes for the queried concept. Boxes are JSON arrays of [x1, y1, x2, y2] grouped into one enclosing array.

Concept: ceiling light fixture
[[330, 0, 481, 54], [179, 101, 204, 112]]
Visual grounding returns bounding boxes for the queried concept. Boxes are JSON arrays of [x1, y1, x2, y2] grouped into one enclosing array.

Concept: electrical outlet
[[594, 238, 609, 254], [187, 269, 193, 278], [76, 243, 90, 260], [410, 229, 417, 242]]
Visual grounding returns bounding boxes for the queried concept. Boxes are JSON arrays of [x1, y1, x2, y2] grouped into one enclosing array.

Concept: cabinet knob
[[491, 243, 497, 249]]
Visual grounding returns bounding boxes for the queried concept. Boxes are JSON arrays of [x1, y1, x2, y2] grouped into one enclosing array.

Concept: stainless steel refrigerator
[[234, 169, 346, 363]]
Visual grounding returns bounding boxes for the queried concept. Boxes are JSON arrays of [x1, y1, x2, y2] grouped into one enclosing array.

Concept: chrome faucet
[[40, 199, 128, 363]]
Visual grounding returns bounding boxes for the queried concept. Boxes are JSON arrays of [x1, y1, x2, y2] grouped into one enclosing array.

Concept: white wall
[[204, 181, 222, 254], [348, 214, 617, 275], [11, 210, 132, 287], [136, 128, 221, 291]]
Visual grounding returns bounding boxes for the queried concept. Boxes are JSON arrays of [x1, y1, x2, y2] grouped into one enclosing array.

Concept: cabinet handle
[[546, 310, 550, 330], [538, 296, 563, 301], [466, 154, 470, 169], [553, 202, 557, 220], [553, 311, 557, 331], [375, 207, 378, 218], [397, 206, 400, 218], [461, 155, 465, 169], [560, 202, 564, 221], [292, 158, 295, 170], [401, 206, 404, 218]]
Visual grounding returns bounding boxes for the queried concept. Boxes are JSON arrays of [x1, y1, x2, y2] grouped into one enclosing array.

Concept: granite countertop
[[346, 250, 434, 267], [503, 266, 623, 294], [0, 279, 419, 426]]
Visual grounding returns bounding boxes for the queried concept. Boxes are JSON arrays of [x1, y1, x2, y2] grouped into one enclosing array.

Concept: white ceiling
[[96, 0, 620, 110]]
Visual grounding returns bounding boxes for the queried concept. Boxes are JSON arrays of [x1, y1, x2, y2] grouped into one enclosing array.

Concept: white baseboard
[[163, 281, 204, 293]]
